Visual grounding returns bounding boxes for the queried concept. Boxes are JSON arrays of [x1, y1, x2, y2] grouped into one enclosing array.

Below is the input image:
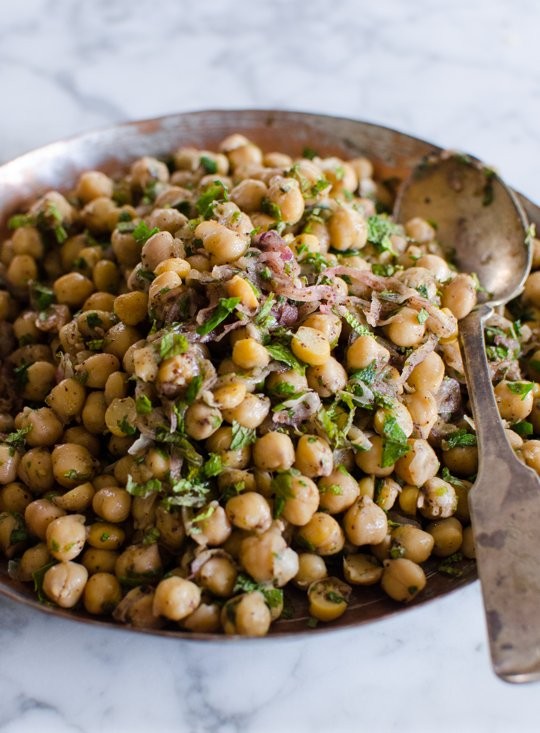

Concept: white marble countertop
[[1, 1, 540, 731]]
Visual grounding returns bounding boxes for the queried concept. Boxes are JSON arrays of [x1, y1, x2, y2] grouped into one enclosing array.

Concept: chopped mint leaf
[[196, 181, 229, 218], [230, 421, 257, 451], [200, 155, 218, 174], [196, 297, 241, 336], [507, 381, 534, 401], [135, 395, 153, 415]]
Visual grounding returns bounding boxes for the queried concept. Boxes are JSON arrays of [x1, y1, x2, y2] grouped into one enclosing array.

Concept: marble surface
[[1, 1, 540, 731]]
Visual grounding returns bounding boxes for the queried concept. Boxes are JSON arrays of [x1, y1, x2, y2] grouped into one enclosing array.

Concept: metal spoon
[[394, 151, 540, 683]]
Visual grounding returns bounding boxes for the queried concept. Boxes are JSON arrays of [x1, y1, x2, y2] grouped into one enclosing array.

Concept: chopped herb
[[271, 469, 297, 518], [36, 203, 68, 243], [349, 361, 377, 385], [132, 221, 159, 245], [266, 342, 305, 374], [302, 147, 318, 160], [8, 213, 34, 229], [319, 484, 343, 496], [196, 297, 241, 336], [13, 362, 30, 387], [200, 155, 218, 174], [86, 312, 103, 329], [154, 430, 203, 466], [165, 474, 209, 508], [438, 552, 464, 577], [230, 421, 257, 451], [191, 504, 216, 525], [195, 180, 229, 218], [185, 374, 203, 404], [507, 381, 534, 401], [142, 527, 161, 545], [63, 469, 81, 481], [441, 466, 467, 487], [125, 475, 163, 497], [87, 339, 104, 351], [32, 561, 57, 603], [417, 308, 429, 324], [416, 284, 429, 299], [371, 263, 396, 277], [159, 330, 189, 360], [307, 616, 319, 628], [4, 426, 31, 451], [336, 308, 371, 336], [254, 293, 277, 330], [390, 543, 406, 559], [381, 415, 410, 467], [325, 591, 346, 604], [367, 214, 399, 253], [261, 198, 282, 221], [310, 178, 330, 196], [513, 420, 534, 437], [202, 453, 222, 478], [233, 573, 284, 609], [272, 382, 302, 398], [30, 282, 54, 311], [444, 429, 477, 449], [486, 345, 509, 361], [117, 417, 137, 436], [135, 394, 153, 415]]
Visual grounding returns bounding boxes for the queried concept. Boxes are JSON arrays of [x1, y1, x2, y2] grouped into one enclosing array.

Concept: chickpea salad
[[0, 134, 538, 636]]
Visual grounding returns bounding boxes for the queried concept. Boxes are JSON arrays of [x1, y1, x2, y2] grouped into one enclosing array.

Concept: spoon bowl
[[394, 152, 531, 305], [395, 151, 540, 684]]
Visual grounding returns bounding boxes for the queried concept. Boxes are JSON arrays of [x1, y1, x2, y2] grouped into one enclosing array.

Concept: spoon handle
[[460, 304, 540, 682]]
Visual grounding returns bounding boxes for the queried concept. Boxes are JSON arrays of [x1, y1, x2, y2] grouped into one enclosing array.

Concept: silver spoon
[[394, 151, 540, 683]]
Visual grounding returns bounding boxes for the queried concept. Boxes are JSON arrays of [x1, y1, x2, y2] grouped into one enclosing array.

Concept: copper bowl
[[1, 110, 538, 639]]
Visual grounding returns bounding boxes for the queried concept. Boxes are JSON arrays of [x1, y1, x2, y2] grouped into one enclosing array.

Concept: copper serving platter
[[1, 110, 537, 639]]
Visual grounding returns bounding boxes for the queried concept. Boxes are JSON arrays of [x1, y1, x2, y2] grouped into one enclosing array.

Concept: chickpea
[[195, 504, 232, 547], [185, 401, 222, 440], [87, 522, 125, 551], [296, 512, 345, 555], [279, 474, 319, 526], [442, 445, 478, 477], [291, 326, 331, 366], [302, 312, 342, 346], [355, 435, 395, 477], [405, 217, 435, 243], [53, 482, 95, 512], [22, 362, 56, 402], [42, 561, 88, 608], [267, 175, 304, 224], [0, 511, 28, 557], [196, 220, 248, 264], [523, 271, 540, 307], [198, 555, 238, 597], [46, 379, 87, 422], [391, 524, 435, 563], [307, 357, 347, 397], [240, 526, 299, 585], [103, 323, 141, 361], [308, 577, 351, 622], [266, 369, 309, 398], [225, 492, 272, 533], [522, 440, 540, 475], [92, 486, 132, 523], [78, 353, 120, 390], [82, 548, 118, 576], [494, 380, 534, 422], [206, 427, 251, 469], [294, 435, 333, 478], [383, 307, 426, 347], [221, 591, 271, 637], [426, 517, 463, 557], [328, 205, 367, 251], [232, 338, 270, 369], [461, 525, 476, 559], [225, 275, 259, 310], [152, 577, 201, 621], [402, 390, 438, 439], [0, 445, 21, 485], [0, 482, 32, 513], [343, 496, 388, 546], [24, 499, 65, 540], [104, 397, 137, 437], [181, 603, 221, 633], [381, 558, 427, 602], [82, 572, 122, 615], [231, 179, 267, 212], [346, 334, 389, 370], [418, 478, 458, 519], [18, 542, 52, 582], [318, 468, 360, 514], [212, 379, 246, 410], [441, 274, 477, 320], [253, 432, 295, 471], [62, 427, 100, 457], [373, 402, 414, 439], [15, 407, 63, 448], [6, 254, 38, 289], [51, 442, 95, 488], [12, 226, 44, 259], [394, 439, 440, 487], [76, 170, 114, 202], [407, 351, 445, 393], [115, 542, 162, 584], [294, 553, 327, 589], [343, 553, 383, 585]]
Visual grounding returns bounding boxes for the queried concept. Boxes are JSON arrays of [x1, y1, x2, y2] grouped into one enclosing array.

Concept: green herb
[[230, 421, 257, 451], [381, 415, 410, 467], [416, 284, 429, 299], [132, 221, 159, 245], [319, 484, 343, 496], [486, 345, 509, 361], [200, 155, 218, 174], [440, 466, 467, 487], [30, 282, 54, 311], [196, 297, 241, 336], [513, 420, 534, 437], [191, 504, 216, 525], [125, 475, 163, 497], [8, 513, 28, 545], [325, 591, 345, 604], [390, 543, 406, 559], [8, 213, 34, 229], [154, 430, 203, 466], [87, 339, 104, 351], [142, 527, 161, 545], [233, 573, 284, 609], [367, 214, 398, 253], [371, 263, 396, 277], [529, 359, 540, 373], [302, 147, 318, 160], [349, 361, 377, 385], [63, 469, 80, 481], [4, 426, 31, 451], [438, 552, 464, 577], [417, 308, 429, 324], [86, 312, 103, 329], [265, 342, 305, 374], [32, 561, 57, 603], [272, 382, 302, 398], [507, 381, 534, 400], [334, 166, 345, 181], [196, 181, 229, 218], [117, 416, 137, 436], [37, 203, 68, 243], [444, 429, 477, 449], [261, 198, 282, 221], [135, 395, 153, 415], [336, 308, 371, 336], [185, 374, 203, 404], [271, 469, 297, 518], [202, 453, 222, 478], [159, 331, 189, 360], [254, 293, 277, 330], [165, 474, 209, 508], [13, 362, 30, 387], [310, 178, 330, 196], [307, 616, 319, 628]]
